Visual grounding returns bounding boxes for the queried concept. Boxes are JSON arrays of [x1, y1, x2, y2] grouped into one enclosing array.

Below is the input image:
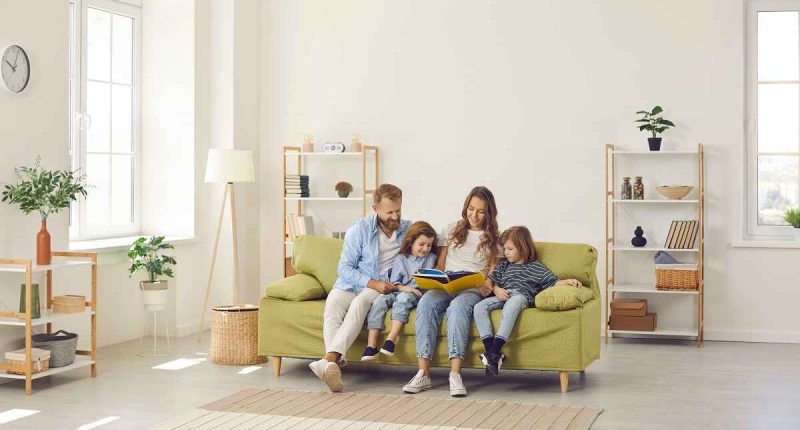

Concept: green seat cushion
[[293, 235, 344, 293], [535, 284, 595, 311], [264, 274, 326, 301]]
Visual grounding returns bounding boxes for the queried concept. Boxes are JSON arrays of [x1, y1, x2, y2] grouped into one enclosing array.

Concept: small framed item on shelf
[[323, 142, 346, 153]]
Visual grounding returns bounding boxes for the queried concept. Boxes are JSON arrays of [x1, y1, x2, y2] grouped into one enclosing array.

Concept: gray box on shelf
[[31, 330, 77, 368]]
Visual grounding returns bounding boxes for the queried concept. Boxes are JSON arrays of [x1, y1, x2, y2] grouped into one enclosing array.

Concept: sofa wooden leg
[[559, 371, 569, 393], [272, 356, 282, 377]]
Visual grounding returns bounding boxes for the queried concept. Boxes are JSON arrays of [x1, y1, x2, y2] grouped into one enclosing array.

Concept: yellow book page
[[415, 273, 486, 296]]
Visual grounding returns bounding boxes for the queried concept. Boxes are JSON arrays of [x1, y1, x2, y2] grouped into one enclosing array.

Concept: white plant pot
[[140, 280, 168, 311], [794, 228, 800, 241]]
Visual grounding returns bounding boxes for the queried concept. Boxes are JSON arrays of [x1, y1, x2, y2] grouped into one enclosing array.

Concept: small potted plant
[[128, 236, 176, 311], [335, 181, 353, 198], [635, 106, 676, 151], [784, 208, 800, 241], [2, 156, 88, 265]]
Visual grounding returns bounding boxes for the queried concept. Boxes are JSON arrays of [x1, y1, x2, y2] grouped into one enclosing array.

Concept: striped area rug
[[154, 388, 603, 429]]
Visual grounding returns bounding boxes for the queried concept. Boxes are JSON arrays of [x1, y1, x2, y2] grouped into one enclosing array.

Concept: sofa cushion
[[534, 284, 595, 311], [293, 235, 344, 293], [264, 274, 326, 301], [534, 242, 597, 296]]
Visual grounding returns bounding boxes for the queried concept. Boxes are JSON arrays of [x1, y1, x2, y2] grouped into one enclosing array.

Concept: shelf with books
[[281, 145, 380, 276], [604, 143, 705, 347]]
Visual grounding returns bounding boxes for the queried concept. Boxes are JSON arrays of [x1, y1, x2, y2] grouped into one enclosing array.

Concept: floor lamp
[[198, 149, 255, 342]]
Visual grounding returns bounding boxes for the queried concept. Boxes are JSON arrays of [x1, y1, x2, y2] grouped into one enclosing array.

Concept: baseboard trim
[[703, 329, 800, 344]]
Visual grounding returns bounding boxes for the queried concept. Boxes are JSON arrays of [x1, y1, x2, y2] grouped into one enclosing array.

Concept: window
[[69, 0, 141, 240]]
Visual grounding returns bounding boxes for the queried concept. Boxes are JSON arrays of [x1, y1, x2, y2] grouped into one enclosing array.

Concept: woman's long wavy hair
[[448, 186, 500, 264]]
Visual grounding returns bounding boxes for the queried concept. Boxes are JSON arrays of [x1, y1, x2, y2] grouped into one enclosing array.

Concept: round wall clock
[[1, 45, 31, 93]]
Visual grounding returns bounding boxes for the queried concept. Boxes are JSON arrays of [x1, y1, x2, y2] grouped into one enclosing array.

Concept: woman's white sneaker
[[402, 370, 432, 394], [449, 372, 467, 397]]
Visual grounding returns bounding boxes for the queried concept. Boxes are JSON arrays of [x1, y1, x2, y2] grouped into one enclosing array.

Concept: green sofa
[[259, 235, 600, 392]]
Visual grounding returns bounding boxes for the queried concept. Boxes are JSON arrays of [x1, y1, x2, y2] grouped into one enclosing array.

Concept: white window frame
[[69, 0, 142, 241]]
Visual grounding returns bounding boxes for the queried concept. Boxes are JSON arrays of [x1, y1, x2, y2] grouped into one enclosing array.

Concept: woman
[[402, 186, 501, 397]]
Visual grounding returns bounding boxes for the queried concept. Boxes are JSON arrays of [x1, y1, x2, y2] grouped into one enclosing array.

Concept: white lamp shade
[[204, 149, 255, 183]]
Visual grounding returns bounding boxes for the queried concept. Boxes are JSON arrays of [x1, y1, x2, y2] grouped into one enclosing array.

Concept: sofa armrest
[[264, 274, 326, 301]]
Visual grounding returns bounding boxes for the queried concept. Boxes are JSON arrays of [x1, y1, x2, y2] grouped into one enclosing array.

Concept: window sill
[[731, 240, 800, 249], [69, 235, 197, 253]]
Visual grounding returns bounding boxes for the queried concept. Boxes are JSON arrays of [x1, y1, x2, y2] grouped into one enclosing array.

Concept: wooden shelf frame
[[281, 146, 380, 276], [604, 144, 705, 347], [0, 251, 97, 394]]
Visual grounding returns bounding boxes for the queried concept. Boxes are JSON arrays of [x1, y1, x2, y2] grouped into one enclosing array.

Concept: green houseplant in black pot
[[636, 106, 676, 151]]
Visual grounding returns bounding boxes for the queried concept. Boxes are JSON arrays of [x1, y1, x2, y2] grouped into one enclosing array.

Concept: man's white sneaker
[[308, 359, 327, 379], [449, 372, 467, 397], [402, 370, 432, 394], [322, 361, 343, 392]]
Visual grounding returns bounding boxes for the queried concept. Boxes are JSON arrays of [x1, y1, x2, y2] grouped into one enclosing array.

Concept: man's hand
[[367, 279, 395, 294], [493, 286, 510, 301], [397, 284, 422, 298]]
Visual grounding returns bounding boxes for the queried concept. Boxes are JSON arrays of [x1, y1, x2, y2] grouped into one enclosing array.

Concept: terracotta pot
[[37, 220, 51, 266]]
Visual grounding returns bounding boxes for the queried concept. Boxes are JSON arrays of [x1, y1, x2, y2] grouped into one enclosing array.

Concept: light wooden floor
[[0, 333, 797, 429]]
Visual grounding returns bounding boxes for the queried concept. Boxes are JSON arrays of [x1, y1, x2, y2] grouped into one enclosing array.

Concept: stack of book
[[285, 175, 309, 198], [664, 220, 699, 249]]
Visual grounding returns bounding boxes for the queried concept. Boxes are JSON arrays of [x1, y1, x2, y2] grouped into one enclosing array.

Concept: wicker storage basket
[[211, 305, 266, 365], [5, 348, 50, 374], [655, 264, 699, 290], [53, 295, 85, 313], [32, 330, 78, 368]]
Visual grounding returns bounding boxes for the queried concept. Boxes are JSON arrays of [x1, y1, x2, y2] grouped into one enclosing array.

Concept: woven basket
[[211, 305, 266, 366], [32, 330, 78, 368], [5, 348, 50, 374], [655, 264, 699, 290]]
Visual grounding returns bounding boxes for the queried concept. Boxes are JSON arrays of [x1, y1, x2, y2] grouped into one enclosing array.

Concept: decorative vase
[[648, 137, 662, 151], [18, 283, 41, 319], [631, 226, 647, 247], [633, 176, 644, 200], [37, 220, 51, 265], [621, 177, 632, 200], [351, 133, 363, 152], [302, 133, 314, 152], [140, 280, 169, 311], [337, 189, 351, 198]]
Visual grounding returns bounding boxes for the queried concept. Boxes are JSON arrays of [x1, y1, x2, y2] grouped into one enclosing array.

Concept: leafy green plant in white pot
[[635, 105, 676, 151], [784, 208, 800, 241], [128, 236, 176, 311]]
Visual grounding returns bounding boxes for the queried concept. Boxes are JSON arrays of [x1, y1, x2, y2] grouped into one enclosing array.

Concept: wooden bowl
[[656, 185, 694, 200]]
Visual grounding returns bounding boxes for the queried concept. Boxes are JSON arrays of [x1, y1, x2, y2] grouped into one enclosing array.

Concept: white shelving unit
[[281, 146, 380, 276], [0, 252, 97, 394], [604, 144, 705, 347]]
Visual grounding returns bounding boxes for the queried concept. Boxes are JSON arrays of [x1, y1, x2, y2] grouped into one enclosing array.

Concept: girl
[[402, 186, 501, 397], [474, 226, 582, 375], [362, 221, 438, 360]]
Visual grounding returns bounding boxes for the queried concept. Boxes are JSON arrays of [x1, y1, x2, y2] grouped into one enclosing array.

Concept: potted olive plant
[[784, 208, 800, 241], [128, 236, 176, 311], [1, 156, 88, 265], [335, 181, 353, 198], [636, 106, 676, 151]]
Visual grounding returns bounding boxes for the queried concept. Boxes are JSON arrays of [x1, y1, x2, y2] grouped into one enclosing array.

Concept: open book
[[412, 269, 486, 296]]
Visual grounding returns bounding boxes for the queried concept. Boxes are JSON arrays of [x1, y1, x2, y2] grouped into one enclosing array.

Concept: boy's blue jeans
[[473, 290, 530, 341]]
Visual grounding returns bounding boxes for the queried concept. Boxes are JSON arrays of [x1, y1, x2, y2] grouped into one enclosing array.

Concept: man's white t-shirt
[[377, 229, 400, 277], [438, 222, 491, 273]]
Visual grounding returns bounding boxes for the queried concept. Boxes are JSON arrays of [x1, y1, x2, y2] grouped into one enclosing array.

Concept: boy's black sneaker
[[379, 340, 395, 356], [361, 346, 379, 361], [480, 353, 498, 376]]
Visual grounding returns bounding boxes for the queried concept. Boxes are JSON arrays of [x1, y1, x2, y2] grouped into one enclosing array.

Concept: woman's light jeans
[[414, 288, 483, 360]]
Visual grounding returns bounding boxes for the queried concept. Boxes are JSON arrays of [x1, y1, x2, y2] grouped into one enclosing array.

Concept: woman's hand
[[478, 280, 493, 297], [557, 279, 582, 288], [398, 284, 423, 298], [493, 286, 510, 301]]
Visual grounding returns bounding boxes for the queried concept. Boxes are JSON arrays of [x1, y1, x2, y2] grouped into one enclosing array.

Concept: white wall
[[259, 0, 799, 343]]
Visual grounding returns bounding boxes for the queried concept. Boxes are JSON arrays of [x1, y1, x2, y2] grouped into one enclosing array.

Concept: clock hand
[[3, 59, 16, 72], [13, 50, 19, 67]]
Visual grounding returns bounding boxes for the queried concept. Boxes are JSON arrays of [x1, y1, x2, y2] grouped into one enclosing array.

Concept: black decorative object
[[631, 226, 647, 247]]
